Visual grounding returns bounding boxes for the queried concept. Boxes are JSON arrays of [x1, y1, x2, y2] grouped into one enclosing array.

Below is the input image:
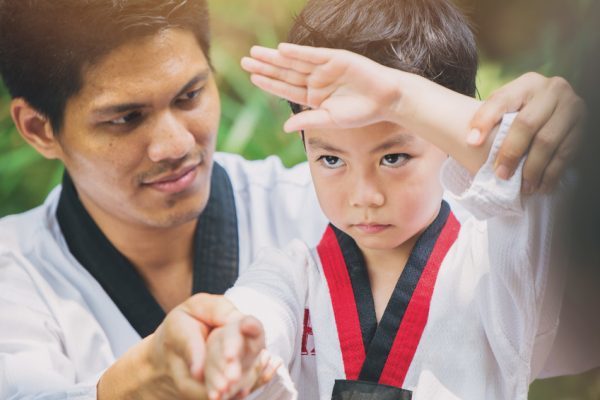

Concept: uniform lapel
[[57, 163, 238, 338], [318, 201, 460, 389]]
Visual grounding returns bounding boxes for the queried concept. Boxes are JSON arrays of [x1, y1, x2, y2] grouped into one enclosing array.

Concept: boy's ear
[[10, 98, 63, 160]]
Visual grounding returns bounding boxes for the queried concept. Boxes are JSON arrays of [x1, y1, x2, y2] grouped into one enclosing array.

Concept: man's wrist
[[97, 335, 167, 400]]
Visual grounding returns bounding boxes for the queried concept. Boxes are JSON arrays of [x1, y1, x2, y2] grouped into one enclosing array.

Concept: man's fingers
[[250, 45, 317, 74], [250, 74, 308, 106], [538, 125, 581, 193], [494, 92, 559, 179], [159, 310, 208, 380], [470, 89, 524, 146], [284, 109, 333, 133], [520, 98, 581, 190], [241, 57, 308, 87], [183, 294, 241, 328], [169, 356, 208, 399]]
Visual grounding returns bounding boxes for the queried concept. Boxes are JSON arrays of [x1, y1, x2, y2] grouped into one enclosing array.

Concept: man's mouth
[[142, 163, 201, 194]]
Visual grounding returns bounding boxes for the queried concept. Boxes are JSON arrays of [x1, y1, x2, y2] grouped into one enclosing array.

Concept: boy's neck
[[360, 234, 420, 322]]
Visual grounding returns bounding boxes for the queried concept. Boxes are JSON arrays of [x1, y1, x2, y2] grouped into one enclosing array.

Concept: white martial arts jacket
[[0, 153, 327, 399], [226, 114, 578, 400]]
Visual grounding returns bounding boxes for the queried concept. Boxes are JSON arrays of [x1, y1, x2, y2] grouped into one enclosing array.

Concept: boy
[[203, 0, 569, 399]]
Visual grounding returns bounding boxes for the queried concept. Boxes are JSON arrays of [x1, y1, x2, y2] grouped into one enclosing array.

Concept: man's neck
[[78, 193, 198, 311]]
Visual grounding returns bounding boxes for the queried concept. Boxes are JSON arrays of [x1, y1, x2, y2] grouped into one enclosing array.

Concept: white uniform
[[226, 114, 575, 399], [0, 153, 326, 399]]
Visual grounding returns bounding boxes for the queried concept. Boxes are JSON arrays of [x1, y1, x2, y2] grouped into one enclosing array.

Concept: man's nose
[[147, 112, 195, 162]]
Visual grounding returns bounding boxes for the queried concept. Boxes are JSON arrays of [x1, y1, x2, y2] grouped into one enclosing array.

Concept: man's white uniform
[[0, 154, 327, 399], [226, 115, 574, 400]]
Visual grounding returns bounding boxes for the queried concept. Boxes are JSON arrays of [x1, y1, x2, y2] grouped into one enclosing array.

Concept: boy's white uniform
[[226, 115, 570, 399], [0, 153, 326, 399]]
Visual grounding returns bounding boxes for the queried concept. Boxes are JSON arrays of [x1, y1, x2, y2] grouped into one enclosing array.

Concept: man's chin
[[143, 208, 204, 229]]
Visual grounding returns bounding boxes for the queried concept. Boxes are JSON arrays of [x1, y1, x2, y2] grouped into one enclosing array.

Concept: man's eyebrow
[[306, 137, 348, 154], [369, 134, 414, 154], [174, 70, 210, 98], [92, 70, 210, 117]]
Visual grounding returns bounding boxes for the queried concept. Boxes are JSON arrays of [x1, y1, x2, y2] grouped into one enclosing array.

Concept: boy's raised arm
[[242, 43, 583, 181], [242, 43, 492, 176]]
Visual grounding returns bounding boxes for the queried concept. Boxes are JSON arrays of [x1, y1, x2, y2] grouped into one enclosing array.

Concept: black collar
[[329, 201, 452, 382], [56, 163, 239, 338]]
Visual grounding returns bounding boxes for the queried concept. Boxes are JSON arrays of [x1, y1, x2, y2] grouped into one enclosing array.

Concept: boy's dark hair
[[287, 0, 478, 114], [0, 0, 210, 134]]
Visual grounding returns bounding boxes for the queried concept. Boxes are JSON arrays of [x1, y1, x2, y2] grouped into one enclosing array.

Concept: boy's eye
[[318, 155, 345, 169], [109, 111, 142, 126], [381, 153, 410, 167]]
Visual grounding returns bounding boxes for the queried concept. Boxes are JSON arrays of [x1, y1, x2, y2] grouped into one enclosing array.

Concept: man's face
[[55, 29, 220, 229], [305, 122, 447, 252]]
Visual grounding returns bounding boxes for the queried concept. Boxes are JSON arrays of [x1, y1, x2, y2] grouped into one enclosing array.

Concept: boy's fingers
[[250, 45, 317, 74], [255, 353, 282, 389], [241, 57, 308, 87], [284, 109, 332, 133], [278, 42, 333, 65], [223, 321, 244, 360], [240, 316, 264, 341], [250, 74, 307, 106]]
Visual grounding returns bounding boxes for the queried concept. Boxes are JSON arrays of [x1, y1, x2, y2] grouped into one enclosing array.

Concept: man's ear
[[10, 98, 63, 160]]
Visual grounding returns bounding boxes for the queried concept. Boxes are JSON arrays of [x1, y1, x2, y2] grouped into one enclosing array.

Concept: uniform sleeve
[[0, 253, 99, 399], [441, 113, 567, 381], [225, 239, 311, 394]]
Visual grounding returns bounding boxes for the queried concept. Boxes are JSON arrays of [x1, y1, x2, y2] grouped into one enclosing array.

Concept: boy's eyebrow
[[306, 137, 348, 154], [369, 134, 414, 154], [91, 70, 210, 117]]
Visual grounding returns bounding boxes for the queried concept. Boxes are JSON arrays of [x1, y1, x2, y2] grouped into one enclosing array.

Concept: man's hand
[[98, 293, 239, 400], [469, 72, 586, 193]]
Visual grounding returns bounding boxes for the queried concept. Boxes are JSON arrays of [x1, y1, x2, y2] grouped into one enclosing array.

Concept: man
[[0, 1, 585, 398]]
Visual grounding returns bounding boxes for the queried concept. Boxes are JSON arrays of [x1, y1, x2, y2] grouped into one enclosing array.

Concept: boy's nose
[[349, 178, 385, 208], [147, 113, 195, 163]]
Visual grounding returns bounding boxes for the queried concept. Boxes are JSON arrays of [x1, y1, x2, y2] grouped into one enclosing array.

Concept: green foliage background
[[0, 0, 598, 397]]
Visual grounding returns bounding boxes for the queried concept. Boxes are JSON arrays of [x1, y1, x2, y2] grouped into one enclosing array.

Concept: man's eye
[[176, 88, 203, 103], [318, 155, 345, 169], [381, 153, 410, 167], [109, 111, 142, 125]]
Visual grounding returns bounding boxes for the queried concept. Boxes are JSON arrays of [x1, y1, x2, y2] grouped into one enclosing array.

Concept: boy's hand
[[241, 43, 399, 132], [204, 316, 279, 400], [469, 72, 586, 193]]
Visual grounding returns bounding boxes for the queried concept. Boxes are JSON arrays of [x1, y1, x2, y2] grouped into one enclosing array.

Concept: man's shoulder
[[0, 186, 62, 252], [214, 152, 312, 191]]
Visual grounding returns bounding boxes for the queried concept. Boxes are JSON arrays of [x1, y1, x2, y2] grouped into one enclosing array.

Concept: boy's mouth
[[353, 223, 391, 234]]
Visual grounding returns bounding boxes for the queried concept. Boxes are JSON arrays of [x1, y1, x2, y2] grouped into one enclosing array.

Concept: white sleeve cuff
[[441, 113, 524, 220]]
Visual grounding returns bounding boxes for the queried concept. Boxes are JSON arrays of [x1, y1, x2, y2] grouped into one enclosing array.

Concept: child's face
[[306, 122, 447, 252]]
